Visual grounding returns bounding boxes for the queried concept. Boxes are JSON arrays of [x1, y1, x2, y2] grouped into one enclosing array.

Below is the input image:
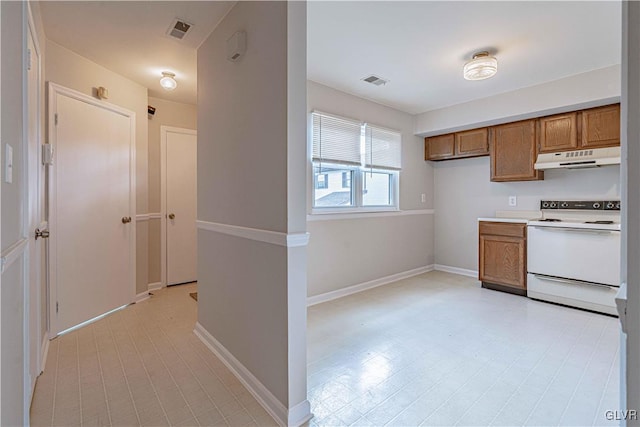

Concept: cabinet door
[[581, 104, 620, 148], [479, 235, 526, 290], [538, 112, 578, 153], [425, 134, 455, 160], [455, 128, 489, 158], [491, 120, 543, 182]]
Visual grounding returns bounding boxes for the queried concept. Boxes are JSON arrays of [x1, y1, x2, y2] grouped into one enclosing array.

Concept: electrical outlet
[[508, 196, 517, 207], [421, 193, 426, 203]]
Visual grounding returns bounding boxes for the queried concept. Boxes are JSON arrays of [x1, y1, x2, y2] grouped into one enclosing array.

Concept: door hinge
[[42, 144, 54, 166], [56, 302, 59, 313], [27, 48, 32, 71], [54, 114, 58, 126]]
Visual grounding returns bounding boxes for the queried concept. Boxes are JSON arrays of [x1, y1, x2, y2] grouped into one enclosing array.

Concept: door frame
[[160, 126, 196, 287], [47, 82, 136, 336]]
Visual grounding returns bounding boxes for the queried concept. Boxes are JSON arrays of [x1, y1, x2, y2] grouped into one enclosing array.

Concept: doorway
[[47, 83, 136, 336], [160, 126, 197, 286]]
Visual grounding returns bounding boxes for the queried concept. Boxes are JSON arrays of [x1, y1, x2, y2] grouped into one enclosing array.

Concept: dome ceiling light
[[463, 51, 498, 81], [160, 71, 177, 91]]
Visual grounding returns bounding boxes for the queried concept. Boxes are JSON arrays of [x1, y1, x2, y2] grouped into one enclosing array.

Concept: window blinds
[[311, 111, 402, 170], [364, 124, 402, 170], [312, 112, 362, 166]]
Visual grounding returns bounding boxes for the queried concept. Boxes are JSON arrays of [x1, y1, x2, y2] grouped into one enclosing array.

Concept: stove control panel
[[540, 200, 620, 211]]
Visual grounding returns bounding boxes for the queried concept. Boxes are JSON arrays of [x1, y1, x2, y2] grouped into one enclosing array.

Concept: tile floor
[[30, 272, 621, 427], [30, 283, 277, 427], [306, 271, 620, 427]]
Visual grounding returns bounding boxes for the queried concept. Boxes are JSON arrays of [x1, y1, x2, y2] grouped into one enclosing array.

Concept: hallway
[[30, 284, 277, 427]]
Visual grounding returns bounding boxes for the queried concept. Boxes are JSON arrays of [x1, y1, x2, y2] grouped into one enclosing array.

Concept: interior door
[[50, 84, 134, 335], [164, 127, 197, 285], [26, 23, 43, 399]]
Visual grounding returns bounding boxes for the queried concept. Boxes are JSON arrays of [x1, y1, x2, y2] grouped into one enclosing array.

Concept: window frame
[[311, 162, 399, 214]]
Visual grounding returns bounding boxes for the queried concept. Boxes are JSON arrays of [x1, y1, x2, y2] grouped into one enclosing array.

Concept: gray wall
[[621, 1, 640, 418], [414, 65, 620, 136], [45, 40, 149, 294], [434, 158, 620, 272], [197, 1, 308, 419], [306, 81, 434, 297], [1, 2, 26, 425], [146, 96, 197, 284]]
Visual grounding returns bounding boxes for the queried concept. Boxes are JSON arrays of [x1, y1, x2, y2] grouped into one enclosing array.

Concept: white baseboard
[[40, 334, 50, 374], [135, 291, 150, 303], [148, 282, 162, 291], [307, 265, 434, 307], [194, 323, 312, 427], [434, 264, 478, 278]]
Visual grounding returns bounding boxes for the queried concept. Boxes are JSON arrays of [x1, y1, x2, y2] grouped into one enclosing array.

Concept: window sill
[[307, 209, 434, 222]]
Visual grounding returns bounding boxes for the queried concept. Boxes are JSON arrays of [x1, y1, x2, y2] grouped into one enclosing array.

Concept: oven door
[[527, 225, 620, 286]]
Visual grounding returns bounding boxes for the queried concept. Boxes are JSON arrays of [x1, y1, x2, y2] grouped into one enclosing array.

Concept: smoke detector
[[362, 75, 389, 86], [167, 19, 193, 40]]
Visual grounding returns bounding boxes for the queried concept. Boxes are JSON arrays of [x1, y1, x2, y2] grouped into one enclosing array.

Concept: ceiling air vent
[[167, 19, 193, 40], [362, 75, 389, 86]]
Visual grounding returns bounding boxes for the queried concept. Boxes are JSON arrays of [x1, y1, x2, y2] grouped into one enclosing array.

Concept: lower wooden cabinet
[[479, 221, 527, 295]]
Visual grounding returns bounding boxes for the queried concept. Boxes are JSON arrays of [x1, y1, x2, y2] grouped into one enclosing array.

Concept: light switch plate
[[5, 144, 13, 183]]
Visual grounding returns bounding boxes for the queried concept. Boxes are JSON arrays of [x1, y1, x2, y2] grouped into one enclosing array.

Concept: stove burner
[[540, 218, 562, 222], [584, 220, 615, 224]]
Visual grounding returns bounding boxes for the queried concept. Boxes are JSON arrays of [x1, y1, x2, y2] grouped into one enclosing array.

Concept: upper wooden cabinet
[[581, 104, 620, 148], [455, 128, 489, 158], [425, 134, 455, 160], [538, 112, 578, 153], [537, 104, 620, 153], [491, 120, 543, 182], [425, 128, 489, 161]]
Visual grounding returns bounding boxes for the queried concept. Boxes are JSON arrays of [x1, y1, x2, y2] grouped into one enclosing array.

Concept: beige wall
[[197, 1, 309, 423], [1, 3, 27, 424], [306, 81, 434, 298], [146, 96, 196, 284], [45, 40, 149, 294]]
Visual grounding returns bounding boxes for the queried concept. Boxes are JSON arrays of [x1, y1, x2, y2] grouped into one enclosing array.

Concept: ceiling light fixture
[[160, 71, 177, 91], [463, 51, 498, 81]]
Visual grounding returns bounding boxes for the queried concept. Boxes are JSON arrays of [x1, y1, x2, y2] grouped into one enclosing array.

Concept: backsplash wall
[[434, 156, 620, 273]]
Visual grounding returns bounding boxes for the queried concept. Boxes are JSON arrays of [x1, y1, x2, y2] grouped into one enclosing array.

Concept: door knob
[[168, 213, 176, 220], [122, 216, 132, 224]]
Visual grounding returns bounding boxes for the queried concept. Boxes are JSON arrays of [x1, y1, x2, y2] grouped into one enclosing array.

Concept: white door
[[162, 127, 197, 286], [49, 84, 135, 336], [26, 19, 43, 400]]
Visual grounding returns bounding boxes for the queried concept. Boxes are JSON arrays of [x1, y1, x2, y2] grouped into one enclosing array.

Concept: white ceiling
[[308, 1, 622, 114], [39, 1, 235, 105], [39, 1, 621, 113]]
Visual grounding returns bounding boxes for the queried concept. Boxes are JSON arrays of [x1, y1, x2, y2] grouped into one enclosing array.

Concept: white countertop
[[478, 217, 531, 224], [478, 210, 542, 223]]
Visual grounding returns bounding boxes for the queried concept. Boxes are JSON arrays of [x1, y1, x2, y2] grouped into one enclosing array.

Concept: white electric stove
[[527, 200, 621, 315]]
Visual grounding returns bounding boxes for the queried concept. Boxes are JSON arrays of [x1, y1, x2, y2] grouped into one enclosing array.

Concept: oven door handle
[[530, 226, 617, 235], [532, 274, 618, 290]]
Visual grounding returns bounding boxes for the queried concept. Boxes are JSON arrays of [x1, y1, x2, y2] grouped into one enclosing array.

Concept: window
[[341, 172, 351, 189], [315, 173, 328, 189], [311, 112, 401, 211]]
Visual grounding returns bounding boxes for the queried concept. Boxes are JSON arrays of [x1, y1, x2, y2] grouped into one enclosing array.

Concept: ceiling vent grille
[[167, 19, 193, 40], [362, 75, 389, 86]]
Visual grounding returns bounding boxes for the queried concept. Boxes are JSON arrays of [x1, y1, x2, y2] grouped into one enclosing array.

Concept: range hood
[[534, 146, 621, 170]]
